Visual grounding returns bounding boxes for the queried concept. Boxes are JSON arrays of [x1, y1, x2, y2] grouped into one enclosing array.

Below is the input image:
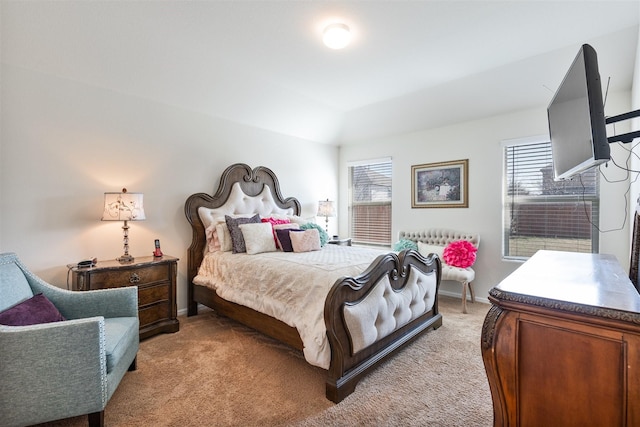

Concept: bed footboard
[[324, 249, 442, 402]]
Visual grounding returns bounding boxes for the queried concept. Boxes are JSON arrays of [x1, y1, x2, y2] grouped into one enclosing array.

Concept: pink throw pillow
[[290, 229, 321, 253], [442, 240, 477, 268]]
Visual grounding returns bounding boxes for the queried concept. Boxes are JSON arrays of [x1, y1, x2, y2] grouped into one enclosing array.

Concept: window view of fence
[[503, 141, 599, 259], [348, 160, 392, 246]]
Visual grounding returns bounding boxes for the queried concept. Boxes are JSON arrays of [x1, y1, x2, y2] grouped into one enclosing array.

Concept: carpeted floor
[[37, 296, 492, 427]]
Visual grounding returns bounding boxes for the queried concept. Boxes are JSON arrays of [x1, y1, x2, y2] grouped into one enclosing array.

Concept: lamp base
[[117, 254, 135, 263]]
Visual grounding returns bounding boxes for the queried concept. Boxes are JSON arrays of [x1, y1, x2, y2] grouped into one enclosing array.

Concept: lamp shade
[[102, 189, 145, 221], [317, 200, 336, 218]]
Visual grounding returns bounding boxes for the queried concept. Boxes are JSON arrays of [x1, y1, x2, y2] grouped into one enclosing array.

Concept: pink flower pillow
[[443, 240, 477, 268]]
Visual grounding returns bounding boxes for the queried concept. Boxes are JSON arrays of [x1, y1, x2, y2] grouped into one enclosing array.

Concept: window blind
[[503, 140, 599, 259], [348, 160, 392, 246]]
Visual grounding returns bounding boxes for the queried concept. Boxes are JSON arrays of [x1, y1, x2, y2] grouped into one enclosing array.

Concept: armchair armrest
[[0, 317, 108, 426], [29, 276, 138, 319]]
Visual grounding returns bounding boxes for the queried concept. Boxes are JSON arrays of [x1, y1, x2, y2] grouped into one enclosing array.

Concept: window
[[348, 158, 392, 247], [503, 139, 599, 259]]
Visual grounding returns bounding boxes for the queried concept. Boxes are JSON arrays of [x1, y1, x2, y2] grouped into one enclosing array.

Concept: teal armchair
[[0, 252, 139, 427]]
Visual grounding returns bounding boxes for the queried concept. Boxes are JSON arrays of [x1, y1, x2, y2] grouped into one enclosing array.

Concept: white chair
[[399, 230, 480, 313]]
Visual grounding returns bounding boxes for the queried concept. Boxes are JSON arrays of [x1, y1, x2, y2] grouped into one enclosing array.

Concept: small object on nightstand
[[70, 255, 179, 340], [153, 239, 163, 258], [327, 237, 352, 246]]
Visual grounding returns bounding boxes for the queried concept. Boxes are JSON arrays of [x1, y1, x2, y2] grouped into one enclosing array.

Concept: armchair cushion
[[0, 293, 65, 326], [104, 317, 138, 373]]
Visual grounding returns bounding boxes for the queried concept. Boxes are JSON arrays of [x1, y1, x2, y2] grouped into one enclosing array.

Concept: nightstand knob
[[129, 273, 140, 284]]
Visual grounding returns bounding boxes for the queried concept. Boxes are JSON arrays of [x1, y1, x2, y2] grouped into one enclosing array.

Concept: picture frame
[[411, 159, 469, 208]]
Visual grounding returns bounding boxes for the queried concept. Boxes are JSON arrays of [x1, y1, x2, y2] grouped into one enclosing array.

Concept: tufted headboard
[[398, 229, 480, 248], [185, 163, 301, 289]]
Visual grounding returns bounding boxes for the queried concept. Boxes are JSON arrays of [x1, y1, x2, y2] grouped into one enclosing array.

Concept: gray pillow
[[225, 214, 260, 253]]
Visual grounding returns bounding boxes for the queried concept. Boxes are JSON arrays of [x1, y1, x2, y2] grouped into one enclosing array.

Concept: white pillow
[[216, 223, 233, 252], [417, 242, 444, 259], [239, 222, 277, 255]]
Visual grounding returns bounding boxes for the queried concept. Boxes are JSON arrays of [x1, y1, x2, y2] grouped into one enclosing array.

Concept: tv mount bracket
[[606, 109, 640, 144]]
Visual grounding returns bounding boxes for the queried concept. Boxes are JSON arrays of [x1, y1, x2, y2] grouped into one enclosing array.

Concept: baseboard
[[438, 289, 489, 305]]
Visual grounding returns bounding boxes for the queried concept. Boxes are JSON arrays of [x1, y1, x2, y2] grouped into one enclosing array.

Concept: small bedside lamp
[[102, 188, 146, 263], [317, 199, 336, 233]]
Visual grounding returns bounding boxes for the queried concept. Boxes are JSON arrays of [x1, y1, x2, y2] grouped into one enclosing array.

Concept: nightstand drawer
[[139, 283, 169, 307], [89, 264, 169, 289], [139, 302, 170, 327]]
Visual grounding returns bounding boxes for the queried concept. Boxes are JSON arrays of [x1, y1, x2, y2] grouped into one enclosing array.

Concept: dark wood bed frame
[[185, 163, 443, 402]]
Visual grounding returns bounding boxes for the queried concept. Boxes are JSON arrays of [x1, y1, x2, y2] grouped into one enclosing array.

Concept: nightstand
[[327, 238, 352, 246], [70, 255, 179, 340]]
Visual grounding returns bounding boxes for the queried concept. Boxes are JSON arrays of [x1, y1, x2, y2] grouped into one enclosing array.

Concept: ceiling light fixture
[[323, 23, 351, 49]]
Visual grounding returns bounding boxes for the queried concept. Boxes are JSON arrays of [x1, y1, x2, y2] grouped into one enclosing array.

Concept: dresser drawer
[[139, 283, 169, 307], [87, 264, 170, 289]]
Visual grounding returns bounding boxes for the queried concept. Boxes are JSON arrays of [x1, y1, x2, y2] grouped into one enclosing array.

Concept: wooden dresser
[[70, 255, 179, 340], [481, 250, 640, 426]]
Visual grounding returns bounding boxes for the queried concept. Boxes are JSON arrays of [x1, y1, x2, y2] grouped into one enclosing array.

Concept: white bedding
[[193, 244, 388, 369]]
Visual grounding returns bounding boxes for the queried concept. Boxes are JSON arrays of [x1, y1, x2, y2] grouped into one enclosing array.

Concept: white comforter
[[193, 244, 388, 369]]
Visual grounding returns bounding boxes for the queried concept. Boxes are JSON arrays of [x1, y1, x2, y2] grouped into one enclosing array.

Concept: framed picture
[[411, 159, 469, 208]]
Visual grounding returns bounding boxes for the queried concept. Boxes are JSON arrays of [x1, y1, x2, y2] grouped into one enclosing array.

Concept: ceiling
[[1, 1, 639, 144]]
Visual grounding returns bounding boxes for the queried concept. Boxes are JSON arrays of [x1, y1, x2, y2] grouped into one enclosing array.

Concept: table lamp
[[102, 188, 145, 263], [317, 199, 336, 233]]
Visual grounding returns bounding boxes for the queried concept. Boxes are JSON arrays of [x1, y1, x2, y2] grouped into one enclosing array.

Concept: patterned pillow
[[0, 293, 66, 326], [290, 228, 321, 253], [239, 222, 277, 255], [225, 214, 260, 253]]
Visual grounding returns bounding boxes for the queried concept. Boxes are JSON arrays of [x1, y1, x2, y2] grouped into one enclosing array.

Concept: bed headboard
[[184, 163, 301, 288]]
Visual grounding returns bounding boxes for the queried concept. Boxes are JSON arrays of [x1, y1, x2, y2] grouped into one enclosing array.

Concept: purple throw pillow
[[275, 228, 305, 252], [0, 293, 66, 326]]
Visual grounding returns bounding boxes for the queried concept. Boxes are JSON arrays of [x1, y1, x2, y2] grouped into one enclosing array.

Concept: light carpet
[[37, 296, 492, 427]]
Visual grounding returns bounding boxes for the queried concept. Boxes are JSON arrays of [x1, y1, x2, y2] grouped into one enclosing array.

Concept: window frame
[[347, 157, 393, 247], [502, 136, 600, 261]]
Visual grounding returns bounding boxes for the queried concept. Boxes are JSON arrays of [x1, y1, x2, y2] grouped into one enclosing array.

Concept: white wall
[[630, 23, 640, 227], [0, 64, 339, 312], [339, 92, 633, 302]]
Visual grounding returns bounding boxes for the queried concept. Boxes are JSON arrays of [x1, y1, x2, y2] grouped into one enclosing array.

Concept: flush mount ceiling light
[[323, 23, 351, 49]]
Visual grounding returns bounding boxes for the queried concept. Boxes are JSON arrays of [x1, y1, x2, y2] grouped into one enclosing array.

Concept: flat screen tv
[[548, 43, 609, 181]]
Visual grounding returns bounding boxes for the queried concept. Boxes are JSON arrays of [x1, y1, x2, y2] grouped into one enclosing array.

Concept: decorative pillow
[[272, 223, 300, 249], [216, 223, 233, 252], [261, 217, 292, 247], [275, 228, 305, 252], [225, 214, 261, 253], [393, 239, 418, 251], [442, 240, 477, 268], [417, 242, 444, 259], [205, 224, 221, 252], [0, 293, 66, 326], [290, 228, 322, 253], [273, 223, 300, 230], [300, 222, 329, 246], [239, 222, 277, 255]]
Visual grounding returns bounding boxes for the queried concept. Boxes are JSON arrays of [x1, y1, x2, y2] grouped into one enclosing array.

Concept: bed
[[185, 163, 443, 402]]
